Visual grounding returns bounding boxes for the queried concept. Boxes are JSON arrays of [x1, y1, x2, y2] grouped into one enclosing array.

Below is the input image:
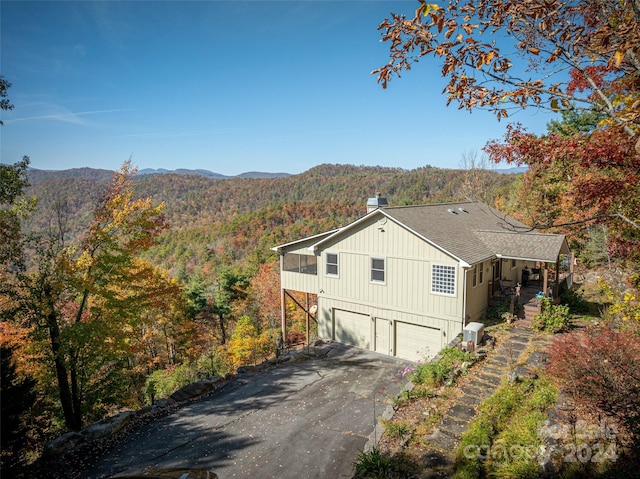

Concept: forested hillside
[[26, 163, 517, 276]]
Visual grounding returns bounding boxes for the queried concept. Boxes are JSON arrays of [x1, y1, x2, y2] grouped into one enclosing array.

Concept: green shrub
[[353, 446, 402, 479], [410, 347, 475, 387], [145, 364, 199, 404], [485, 297, 521, 326], [533, 297, 571, 333], [559, 287, 591, 314]]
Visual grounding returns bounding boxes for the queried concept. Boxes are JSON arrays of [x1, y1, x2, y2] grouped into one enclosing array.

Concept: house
[[272, 198, 570, 362]]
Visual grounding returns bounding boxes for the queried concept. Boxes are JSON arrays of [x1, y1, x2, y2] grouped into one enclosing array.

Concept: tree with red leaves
[[547, 325, 640, 443], [375, 0, 640, 263], [374, 0, 640, 136], [485, 121, 640, 263]]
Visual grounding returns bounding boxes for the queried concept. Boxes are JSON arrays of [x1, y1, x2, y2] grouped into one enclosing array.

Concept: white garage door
[[334, 310, 371, 349], [395, 322, 441, 362]]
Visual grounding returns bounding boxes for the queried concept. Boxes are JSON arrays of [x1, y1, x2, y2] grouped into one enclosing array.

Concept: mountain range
[[24, 165, 524, 184]]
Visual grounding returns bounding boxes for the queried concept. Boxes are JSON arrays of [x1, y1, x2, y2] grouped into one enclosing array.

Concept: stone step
[[514, 319, 534, 329], [424, 428, 459, 451]]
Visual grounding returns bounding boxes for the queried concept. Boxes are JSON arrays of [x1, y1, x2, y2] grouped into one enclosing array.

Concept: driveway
[[81, 343, 409, 479]]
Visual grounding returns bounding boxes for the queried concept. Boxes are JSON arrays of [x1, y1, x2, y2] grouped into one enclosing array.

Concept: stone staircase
[[419, 327, 536, 476]]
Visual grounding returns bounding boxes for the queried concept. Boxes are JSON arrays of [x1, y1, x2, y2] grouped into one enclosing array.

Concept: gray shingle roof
[[382, 201, 567, 265], [275, 201, 569, 266]]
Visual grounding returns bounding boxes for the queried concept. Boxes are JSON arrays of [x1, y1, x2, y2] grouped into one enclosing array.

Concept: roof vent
[[447, 208, 458, 215], [458, 207, 469, 213]]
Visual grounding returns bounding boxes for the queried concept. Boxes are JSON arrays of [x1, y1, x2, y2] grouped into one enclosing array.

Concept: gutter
[[462, 267, 468, 328]]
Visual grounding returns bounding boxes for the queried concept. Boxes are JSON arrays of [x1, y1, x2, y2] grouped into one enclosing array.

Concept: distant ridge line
[[136, 168, 290, 179], [25, 167, 291, 182]]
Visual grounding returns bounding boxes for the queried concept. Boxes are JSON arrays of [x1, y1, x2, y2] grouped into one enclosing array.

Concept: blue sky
[[1, 1, 557, 176]]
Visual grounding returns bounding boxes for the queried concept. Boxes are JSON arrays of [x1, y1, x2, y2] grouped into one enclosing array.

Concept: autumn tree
[[224, 316, 271, 369], [4, 162, 174, 431], [485, 118, 640, 264], [374, 0, 640, 135]]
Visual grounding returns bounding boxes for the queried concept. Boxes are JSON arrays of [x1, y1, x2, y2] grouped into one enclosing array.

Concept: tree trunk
[[219, 314, 227, 345], [46, 310, 81, 431]]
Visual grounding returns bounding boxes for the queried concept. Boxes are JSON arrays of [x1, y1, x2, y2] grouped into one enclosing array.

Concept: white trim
[[272, 229, 340, 253], [370, 256, 386, 284], [325, 252, 339, 277], [495, 253, 560, 263]]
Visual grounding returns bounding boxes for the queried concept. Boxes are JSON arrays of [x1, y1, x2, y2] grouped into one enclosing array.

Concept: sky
[[1, 1, 558, 176]]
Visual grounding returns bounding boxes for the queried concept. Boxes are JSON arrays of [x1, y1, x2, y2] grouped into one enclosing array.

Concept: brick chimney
[[367, 193, 388, 213]]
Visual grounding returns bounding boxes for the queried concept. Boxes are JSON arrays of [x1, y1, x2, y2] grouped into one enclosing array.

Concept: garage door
[[395, 322, 441, 362], [334, 310, 371, 349]]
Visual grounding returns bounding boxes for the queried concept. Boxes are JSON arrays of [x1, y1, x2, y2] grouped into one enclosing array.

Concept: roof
[[382, 202, 530, 265], [271, 229, 340, 254], [475, 231, 570, 263], [307, 201, 568, 266]]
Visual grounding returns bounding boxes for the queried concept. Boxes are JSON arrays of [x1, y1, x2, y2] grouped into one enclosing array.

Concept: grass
[[383, 420, 411, 439], [353, 446, 406, 479], [453, 376, 557, 479]]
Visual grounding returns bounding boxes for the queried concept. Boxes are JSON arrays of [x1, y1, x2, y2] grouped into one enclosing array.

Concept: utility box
[[463, 322, 485, 346]]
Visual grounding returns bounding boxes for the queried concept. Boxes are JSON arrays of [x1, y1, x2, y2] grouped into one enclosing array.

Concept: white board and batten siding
[[318, 217, 464, 322]]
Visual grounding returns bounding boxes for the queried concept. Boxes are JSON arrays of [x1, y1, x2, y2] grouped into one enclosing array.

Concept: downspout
[[462, 266, 468, 331]]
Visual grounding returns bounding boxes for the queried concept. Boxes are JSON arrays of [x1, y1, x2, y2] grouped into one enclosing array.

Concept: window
[[371, 257, 385, 283], [283, 253, 299, 272], [472, 266, 478, 287], [432, 264, 456, 295], [326, 253, 338, 276], [479, 263, 484, 284], [283, 253, 317, 275], [511, 259, 516, 269], [300, 255, 317, 275]]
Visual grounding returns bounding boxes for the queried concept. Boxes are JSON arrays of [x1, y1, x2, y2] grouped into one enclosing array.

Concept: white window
[[511, 259, 516, 269], [472, 266, 478, 287], [326, 253, 338, 276], [432, 264, 456, 295], [371, 257, 385, 283], [479, 263, 484, 284]]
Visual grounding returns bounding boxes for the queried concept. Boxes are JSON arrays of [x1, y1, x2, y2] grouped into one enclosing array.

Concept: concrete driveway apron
[[82, 343, 409, 479]]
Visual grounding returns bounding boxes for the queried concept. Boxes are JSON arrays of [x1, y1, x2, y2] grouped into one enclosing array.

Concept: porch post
[[305, 293, 310, 346], [543, 264, 549, 297], [281, 287, 287, 345]]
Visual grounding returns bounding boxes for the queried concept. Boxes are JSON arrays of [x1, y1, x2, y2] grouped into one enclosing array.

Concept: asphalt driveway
[[81, 343, 409, 479]]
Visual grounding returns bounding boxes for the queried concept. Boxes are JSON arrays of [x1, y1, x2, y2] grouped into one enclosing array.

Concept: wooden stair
[[517, 301, 540, 328]]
